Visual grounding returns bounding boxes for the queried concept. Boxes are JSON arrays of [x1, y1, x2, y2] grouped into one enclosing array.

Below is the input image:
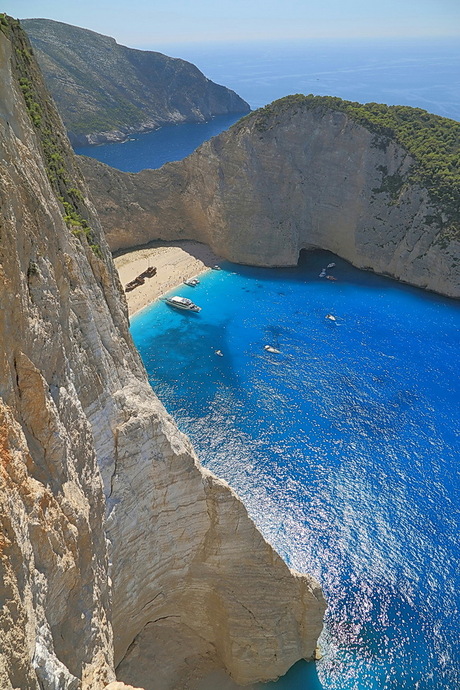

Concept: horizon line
[[13, 17, 460, 50]]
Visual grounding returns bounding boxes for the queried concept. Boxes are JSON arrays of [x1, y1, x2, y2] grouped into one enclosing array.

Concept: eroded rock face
[[0, 25, 116, 687], [0, 20, 326, 690], [80, 104, 460, 299]]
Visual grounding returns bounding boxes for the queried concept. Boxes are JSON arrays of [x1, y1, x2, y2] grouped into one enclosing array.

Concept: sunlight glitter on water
[[131, 251, 460, 689]]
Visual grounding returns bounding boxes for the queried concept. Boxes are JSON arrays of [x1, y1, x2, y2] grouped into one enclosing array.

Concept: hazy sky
[[4, 0, 460, 46]]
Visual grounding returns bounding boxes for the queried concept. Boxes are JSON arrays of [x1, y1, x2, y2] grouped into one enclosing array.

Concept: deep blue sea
[[75, 38, 460, 171], [85, 38, 460, 687], [157, 38, 460, 118], [75, 113, 242, 172], [131, 253, 460, 689]]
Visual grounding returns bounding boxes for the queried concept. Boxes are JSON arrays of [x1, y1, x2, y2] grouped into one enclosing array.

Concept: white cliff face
[[0, 21, 326, 690], [0, 27, 115, 690], [80, 105, 459, 299], [195, 108, 459, 298]]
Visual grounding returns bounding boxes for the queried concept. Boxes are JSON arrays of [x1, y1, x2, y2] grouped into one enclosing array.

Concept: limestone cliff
[[21, 18, 250, 146], [0, 17, 325, 690], [80, 96, 460, 299]]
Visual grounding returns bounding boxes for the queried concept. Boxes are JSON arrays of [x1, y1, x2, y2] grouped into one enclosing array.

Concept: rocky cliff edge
[[80, 96, 460, 299], [0, 17, 325, 690]]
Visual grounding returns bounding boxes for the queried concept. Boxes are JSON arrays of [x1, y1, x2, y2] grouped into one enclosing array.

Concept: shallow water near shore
[[131, 251, 460, 689]]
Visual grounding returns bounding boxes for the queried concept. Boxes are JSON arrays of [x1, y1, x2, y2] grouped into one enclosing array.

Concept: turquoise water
[[131, 252, 460, 689]]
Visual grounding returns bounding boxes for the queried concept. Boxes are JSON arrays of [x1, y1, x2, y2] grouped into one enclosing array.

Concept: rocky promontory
[[21, 18, 250, 145], [0, 16, 325, 690], [80, 95, 460, 299]]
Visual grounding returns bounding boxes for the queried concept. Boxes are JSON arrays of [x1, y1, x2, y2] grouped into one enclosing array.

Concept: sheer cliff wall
[[80, 100, 459, 299], [0, 18, 325, 690]]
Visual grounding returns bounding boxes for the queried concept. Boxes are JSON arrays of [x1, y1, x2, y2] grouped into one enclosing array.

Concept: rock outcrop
[[21, 18, 250, 146], [79, 97, 460, 299], [0, 17, 325, 690]]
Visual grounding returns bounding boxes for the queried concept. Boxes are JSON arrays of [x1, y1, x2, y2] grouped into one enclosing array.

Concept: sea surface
[[131, 253, 460, 689], [74, 113, 242, 172], [75, 38, 460, 171], [157, 38, 460, 119], [86, 37, 460, 687]]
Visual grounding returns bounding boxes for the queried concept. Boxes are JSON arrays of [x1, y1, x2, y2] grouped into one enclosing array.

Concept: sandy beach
[[113, 240, 223, 317]]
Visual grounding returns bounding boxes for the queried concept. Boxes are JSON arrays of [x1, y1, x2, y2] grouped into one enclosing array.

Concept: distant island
[[22, 18, 250, 145]]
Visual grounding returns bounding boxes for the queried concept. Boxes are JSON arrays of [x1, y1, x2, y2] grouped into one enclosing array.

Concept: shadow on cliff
[[196, 660, 324, 690], [259, 659, 324, 689], [299, 249, 457, 306], [113, 238, 221, 268]]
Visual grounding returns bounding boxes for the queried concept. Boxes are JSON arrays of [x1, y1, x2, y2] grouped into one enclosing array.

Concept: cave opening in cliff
[[298, 247, 321, 267]]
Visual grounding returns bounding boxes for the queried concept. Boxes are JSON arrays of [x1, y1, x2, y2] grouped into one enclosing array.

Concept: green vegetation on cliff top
[[248, 94, 460, 232], [1, 14, 102, 256]]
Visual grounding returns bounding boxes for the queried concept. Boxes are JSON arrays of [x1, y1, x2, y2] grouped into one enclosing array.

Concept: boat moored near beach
[[165, 295, 201, 312]]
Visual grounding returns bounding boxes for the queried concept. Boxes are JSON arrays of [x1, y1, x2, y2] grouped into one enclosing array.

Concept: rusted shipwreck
[[125, 265, 157, 292]]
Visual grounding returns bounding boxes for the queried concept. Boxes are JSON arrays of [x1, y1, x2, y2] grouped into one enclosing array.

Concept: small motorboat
[[319, 269, 326, 278], [325, 314, 336, 321], [165, 296, 201, 312], [327, 262, 336, 269], [264, 345, 281, 354], [212, 265, 221, 270], [184, 278, 200, 287]]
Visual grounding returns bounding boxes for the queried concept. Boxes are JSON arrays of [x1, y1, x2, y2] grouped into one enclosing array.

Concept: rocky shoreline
[[22, 18, 251, 148]]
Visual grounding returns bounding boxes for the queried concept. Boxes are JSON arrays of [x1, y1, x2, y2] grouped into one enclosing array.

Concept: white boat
[[327, 262, 336, 269], [319, 268, 326, 278], [264, 345, 281, 354], [184, 278, 200, 287], [165, 296, 201, 312]]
